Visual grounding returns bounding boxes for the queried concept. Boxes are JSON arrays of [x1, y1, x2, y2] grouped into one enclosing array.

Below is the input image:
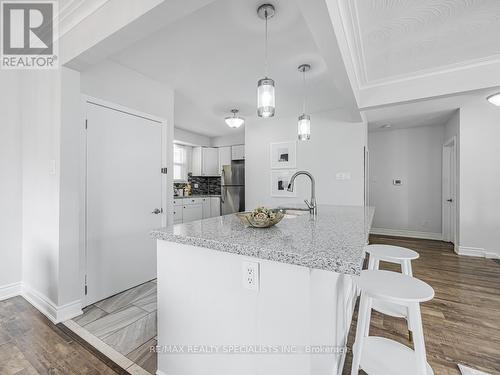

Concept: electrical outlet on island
[[242, 261, 259, 291]]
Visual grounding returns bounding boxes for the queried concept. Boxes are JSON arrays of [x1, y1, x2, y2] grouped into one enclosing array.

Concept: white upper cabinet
[[231, 145, 245, 160], [192, 147, 220, 176], [218, 146, 232, 173], [192, 147, 202, 176], [202, 147, 219, 175]]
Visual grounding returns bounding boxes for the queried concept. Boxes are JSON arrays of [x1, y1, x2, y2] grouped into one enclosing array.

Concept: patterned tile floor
[[72, 280, 158, 374]]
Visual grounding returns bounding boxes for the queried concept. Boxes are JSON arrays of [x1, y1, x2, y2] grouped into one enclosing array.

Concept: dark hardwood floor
[[343, 235, 500, 375], [1, 235, 498, 374], [0, 296, 121, 374]]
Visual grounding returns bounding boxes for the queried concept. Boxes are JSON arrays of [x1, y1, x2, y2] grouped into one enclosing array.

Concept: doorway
[[442, 137, 457, 245], [84, 97, 166, 306]]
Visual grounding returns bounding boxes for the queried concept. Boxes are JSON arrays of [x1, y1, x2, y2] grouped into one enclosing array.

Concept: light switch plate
[[336, 172, 351, 180]]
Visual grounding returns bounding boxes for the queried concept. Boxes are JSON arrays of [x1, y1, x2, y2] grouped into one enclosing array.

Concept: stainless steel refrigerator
[[221, 160, 245, 214]]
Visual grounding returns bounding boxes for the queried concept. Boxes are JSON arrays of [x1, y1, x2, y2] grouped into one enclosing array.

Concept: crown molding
[[359, 54, 500, 90], [334, 0, 500, 103], [57, 0, 111, 38]]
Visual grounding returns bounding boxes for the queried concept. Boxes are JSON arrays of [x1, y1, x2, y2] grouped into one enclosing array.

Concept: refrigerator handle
[[221, 186, 226, 203]]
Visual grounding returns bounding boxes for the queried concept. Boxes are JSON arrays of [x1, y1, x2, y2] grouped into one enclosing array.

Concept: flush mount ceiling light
[[380, 124, 392, 129], [297, 64, 311, 141], [487, 92, 500, 106], [257, 3, 276, 118], [225, 109, 245, 128]]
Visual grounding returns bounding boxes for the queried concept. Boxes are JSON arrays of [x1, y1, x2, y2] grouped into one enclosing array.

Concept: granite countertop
[[173, 194, 221, 199], [151, 205, 375, 275]]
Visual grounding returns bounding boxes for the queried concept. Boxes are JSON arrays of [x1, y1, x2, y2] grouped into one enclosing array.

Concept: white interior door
[[442, 140, 456, 244], [86, 100, 163, 306]]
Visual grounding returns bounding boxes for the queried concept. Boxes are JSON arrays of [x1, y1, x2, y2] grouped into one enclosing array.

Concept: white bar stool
[[365, 244, 419, 276], [364, 244, 419, 324], [351, 270, 435, 375]]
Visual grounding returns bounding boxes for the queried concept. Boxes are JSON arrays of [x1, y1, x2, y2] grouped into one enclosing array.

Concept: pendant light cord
[[265, 11, 269, 77], [302, 68, 306, 114]]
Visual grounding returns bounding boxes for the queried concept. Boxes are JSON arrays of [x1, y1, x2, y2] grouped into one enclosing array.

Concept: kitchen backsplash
[[174, 174, 221, 195]]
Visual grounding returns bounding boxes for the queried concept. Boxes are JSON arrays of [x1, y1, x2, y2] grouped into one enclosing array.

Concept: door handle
[[151, 208, 163, 214], [446, 199, 453, 203]]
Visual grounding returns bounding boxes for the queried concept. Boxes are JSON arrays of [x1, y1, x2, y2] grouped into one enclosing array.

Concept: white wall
[[81, 60, 174, 120], [81, 60, 175, 227], [0, 71, 23, 296], [20, 70, 62, 305], [2, 68, 84, 317], [211, 132, 245, 147], [4, 60, 176, 319], [58, 68, 84, 306], [174, 127, 211, 147], [368, 125, 444, 236], [246, 110, 366, 209], [459, 96, 500, 258]]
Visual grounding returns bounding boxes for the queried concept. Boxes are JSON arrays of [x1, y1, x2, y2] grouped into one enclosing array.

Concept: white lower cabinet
[[173, 205, 183, 224], [174, 197, 221, 223], [210, 197, 220, 217], [183, 203, 203, 222], [202, 197, 211, 219]]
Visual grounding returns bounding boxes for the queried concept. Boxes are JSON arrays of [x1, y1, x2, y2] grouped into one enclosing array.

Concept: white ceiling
[[364, 86, 500, 131], [367, 109, 457, 132], [340, 0, 500, 85], [109, 0, 344, 137]]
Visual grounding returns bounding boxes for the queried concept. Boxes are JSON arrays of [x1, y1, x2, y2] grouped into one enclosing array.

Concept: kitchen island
[[151, 205, 374, 375]]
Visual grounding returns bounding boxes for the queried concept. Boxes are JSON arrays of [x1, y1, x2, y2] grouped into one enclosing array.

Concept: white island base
[[157, 241, 358, 375]]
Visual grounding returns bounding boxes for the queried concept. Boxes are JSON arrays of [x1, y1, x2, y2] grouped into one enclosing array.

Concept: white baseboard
[[370, 228, 442, 241], [21, 283, 82, 324], [458, 364, 492, 375], [156, 371, 167, 375], [457, 246, 500, 259], [0, 282, 22, 301]]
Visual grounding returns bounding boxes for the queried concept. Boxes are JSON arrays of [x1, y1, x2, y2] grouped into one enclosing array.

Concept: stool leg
[[402, 259, 413, 277], [367, 255, 375, 270], [363, 296, 373, 337], [408, 302, 428, 375], [402, 260, 414, 341], [351, 294, 371, 375]]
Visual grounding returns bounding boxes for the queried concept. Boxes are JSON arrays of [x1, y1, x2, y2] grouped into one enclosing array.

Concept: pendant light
[[487, 92, 500, 106], [225, 109, 245, 128], [257, 4, 276, 118], [297, 64, 311, 141]]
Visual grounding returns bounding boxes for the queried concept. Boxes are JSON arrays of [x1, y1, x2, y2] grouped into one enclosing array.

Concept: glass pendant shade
[[487, 93, 500, 106], [298, 114, 311, 141], [225, 110, 244, 128], [257, 78, 275, 118]]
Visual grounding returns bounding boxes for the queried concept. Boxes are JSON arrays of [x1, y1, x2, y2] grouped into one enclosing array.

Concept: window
[[173, 144, 188, 181]]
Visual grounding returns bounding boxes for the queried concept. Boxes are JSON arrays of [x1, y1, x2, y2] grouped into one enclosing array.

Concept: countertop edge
[[151, 231, 363, 275]]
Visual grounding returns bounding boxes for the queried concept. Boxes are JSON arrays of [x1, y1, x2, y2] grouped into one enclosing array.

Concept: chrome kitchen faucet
[[287, 170, 317, 215]]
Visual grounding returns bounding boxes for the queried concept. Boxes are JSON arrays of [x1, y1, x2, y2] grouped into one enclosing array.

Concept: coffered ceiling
[[338, 0, 500, 86], [109, 0, 347, 137]]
